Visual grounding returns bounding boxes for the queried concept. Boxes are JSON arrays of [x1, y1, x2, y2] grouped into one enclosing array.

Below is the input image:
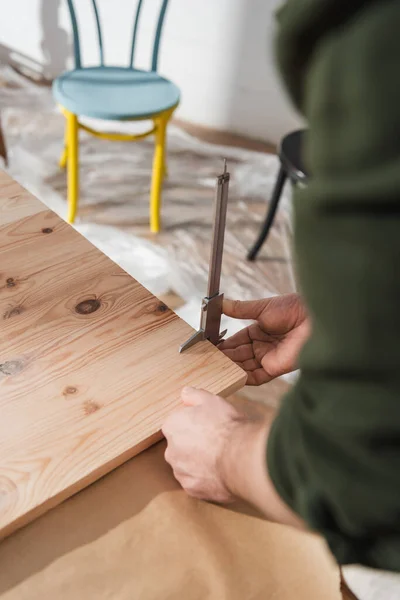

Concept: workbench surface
[[0, 171, 343, 600], [0, 170, 245, 538]]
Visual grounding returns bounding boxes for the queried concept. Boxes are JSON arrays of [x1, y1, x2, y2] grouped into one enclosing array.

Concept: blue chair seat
[[53, 66, 180, 121]]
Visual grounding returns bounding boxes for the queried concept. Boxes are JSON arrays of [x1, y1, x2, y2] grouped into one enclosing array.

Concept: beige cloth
[[0, 442, 341, 599]]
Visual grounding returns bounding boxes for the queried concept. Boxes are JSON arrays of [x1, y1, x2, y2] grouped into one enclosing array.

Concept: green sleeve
[[267, 0, 400, 571]]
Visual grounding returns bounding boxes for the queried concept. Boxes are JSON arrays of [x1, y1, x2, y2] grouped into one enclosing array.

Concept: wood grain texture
[[0, 170, 246, 539]]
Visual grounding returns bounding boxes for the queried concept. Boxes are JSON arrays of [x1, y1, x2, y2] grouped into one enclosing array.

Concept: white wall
[[0, 0, 303, 144]]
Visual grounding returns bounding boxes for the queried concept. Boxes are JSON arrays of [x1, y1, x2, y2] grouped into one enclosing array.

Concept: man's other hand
[[219, 294, 310, 385], [162, 387, 270, 504]]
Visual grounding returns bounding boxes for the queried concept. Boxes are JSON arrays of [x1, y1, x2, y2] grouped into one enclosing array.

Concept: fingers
[[223, 297, 274, 321], [181, 386, 215, 407], [219, 324, 272, 354], [240, 358, 260, 372], [164, 445, 172, 465], [225, 350, 271, 378], [218, 328, 251, 351], [221, 343, 254, 363], [246, 368, 271, 386], [162, 408, 183, 437]]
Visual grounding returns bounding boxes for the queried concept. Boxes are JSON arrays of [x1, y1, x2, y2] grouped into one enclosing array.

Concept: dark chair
[[247, 129, 309, 261], [0, 115, 8, 166]]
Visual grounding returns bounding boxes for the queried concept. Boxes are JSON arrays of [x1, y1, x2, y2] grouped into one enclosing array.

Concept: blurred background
[[0, 0, 303, 402], [0, 0, 301, 140]]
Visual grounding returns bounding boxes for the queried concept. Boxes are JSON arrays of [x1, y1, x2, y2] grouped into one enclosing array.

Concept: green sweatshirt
[[267, 0, 400, 571]]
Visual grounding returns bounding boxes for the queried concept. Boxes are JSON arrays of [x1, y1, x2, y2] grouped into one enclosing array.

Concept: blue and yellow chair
[[52, 0, 180, 232]]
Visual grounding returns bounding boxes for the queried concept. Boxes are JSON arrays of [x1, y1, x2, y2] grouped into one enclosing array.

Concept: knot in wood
[[83, 400, 101, 415], [42, 227, 53, 234], [3, 305, 23, 320], [0, 360, 24, 376], [75, 298, 101, 315], [63, 386, 77, 396], [6, 278, 15, 287], [155, 303, 168, 315]]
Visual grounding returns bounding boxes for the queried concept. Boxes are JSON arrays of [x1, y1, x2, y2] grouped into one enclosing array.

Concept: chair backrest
[[66, 0, 170, 71]]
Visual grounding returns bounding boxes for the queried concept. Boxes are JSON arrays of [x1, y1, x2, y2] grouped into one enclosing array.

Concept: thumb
[[223, 298, 273, 321], [181, 387, 215, 407]]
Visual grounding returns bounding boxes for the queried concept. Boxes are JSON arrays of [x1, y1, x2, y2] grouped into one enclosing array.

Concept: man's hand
[[162, 387, 270, 504], [162, 387, 305, 528], [219, 294, 310, 385]]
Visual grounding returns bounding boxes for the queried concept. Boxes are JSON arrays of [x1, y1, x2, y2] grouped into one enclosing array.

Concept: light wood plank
[[0, 171, 46, 225], [0, 172, 246, 539]]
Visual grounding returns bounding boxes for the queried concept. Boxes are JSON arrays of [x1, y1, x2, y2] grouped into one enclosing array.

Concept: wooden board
[[0, 171, 246, 539]]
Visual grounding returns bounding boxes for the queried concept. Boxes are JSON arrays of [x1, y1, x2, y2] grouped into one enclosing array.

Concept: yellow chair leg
[[161, 137, 168, 180], [59, 120, 68, 169], [150, 114, 168, 233], [161, 157, 168, 180], [66, 112, 79, 224]]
